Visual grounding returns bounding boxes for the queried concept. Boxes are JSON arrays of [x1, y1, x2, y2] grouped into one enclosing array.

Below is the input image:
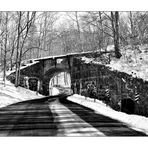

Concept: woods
[[1, 11, 148, 87]]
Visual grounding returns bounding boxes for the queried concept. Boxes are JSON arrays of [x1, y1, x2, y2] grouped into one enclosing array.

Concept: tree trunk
[[15, 12, 22, 87], [3, 12, 8, 87], [129, 11, 134, 47], [114, 12, 121, 58], [111, 11, 121, 59], [99, 12, 104, 49], [75, 12, 83, 52], [3, 36, 7, 86], [10, 38, 15, 70]]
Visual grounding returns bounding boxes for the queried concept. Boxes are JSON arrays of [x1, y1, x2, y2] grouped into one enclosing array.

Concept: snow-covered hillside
[[107, 44, 148, 81], [81, 44, 148, 81], [0, 75, 44, 108]]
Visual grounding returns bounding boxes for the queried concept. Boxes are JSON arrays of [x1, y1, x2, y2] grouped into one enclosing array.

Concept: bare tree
[[10, 35, 16, 70], [66, 12, 84, 52], [98, 12, 104, 49], [3, 12, 9, 86], [111, 11, 122, 58], [136, 12, 148, 45], [34, 12, 58, 57], [15, 11, 22, 87], [128, 12, 138, 47], [15, 11, 36, 87], [0, 12, 9, 86], [81, 12, 114, 50]]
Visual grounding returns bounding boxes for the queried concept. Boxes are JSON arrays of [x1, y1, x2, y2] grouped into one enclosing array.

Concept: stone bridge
[[18, 51, 110, 95], [8, 50, 148, 117]]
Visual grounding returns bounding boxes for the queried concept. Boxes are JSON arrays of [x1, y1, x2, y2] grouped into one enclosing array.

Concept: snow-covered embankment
[[0, 78, 44, 108]]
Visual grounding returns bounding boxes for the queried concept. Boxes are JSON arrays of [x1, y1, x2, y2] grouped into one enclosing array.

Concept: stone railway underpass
[[7, 50, 148, 118]]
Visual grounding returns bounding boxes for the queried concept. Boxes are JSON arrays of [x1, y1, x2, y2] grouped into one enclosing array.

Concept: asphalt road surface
[[0, 96, 146, 136]]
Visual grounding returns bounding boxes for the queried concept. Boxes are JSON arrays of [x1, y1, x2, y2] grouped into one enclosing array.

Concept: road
[[0, 96, 146, 136]]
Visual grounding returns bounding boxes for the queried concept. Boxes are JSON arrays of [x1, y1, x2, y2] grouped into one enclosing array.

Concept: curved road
[[0, 96, 146, 136]]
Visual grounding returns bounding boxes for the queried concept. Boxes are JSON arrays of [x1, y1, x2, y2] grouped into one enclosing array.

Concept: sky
[[1, 0, 148, 11]]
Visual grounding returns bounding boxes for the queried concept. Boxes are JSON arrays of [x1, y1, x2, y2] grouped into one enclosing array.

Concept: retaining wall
[[71, 58, 148, 116]]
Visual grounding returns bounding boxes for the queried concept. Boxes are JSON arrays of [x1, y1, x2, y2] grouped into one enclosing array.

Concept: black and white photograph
[[0, 1, 148, 142]]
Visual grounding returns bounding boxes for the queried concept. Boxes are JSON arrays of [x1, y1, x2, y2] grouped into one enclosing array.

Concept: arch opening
[[49, 71, 72, 96]]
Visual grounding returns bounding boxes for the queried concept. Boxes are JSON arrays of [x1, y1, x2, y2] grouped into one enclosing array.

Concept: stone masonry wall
[[71, 57, 148, 116]]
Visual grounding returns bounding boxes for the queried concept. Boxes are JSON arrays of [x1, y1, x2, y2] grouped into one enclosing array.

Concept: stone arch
[[42, 67, 71, 96], [49, 71, 71, 96]]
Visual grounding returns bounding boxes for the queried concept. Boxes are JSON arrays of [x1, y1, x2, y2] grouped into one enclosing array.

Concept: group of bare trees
[[0, 12, 37, 86], [1, 11, 148, 87], [0, 12, 57, 87]]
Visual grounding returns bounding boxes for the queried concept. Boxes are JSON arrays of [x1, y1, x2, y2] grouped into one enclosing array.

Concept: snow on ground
[[0, 76, 44, 108], [67, 94, 148, 135], [81, 44, 148, 81], [50, 87, 60, 96], [107, 45, 148, 81], [107, 56, 148, 81]]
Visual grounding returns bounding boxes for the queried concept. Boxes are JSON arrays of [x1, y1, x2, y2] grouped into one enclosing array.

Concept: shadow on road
[[60, 98, 146, 136], [0, 97, 58, 136]]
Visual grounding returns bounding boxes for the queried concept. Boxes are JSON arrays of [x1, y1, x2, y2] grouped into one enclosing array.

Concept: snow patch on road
[[67, 94, 148, 135]]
